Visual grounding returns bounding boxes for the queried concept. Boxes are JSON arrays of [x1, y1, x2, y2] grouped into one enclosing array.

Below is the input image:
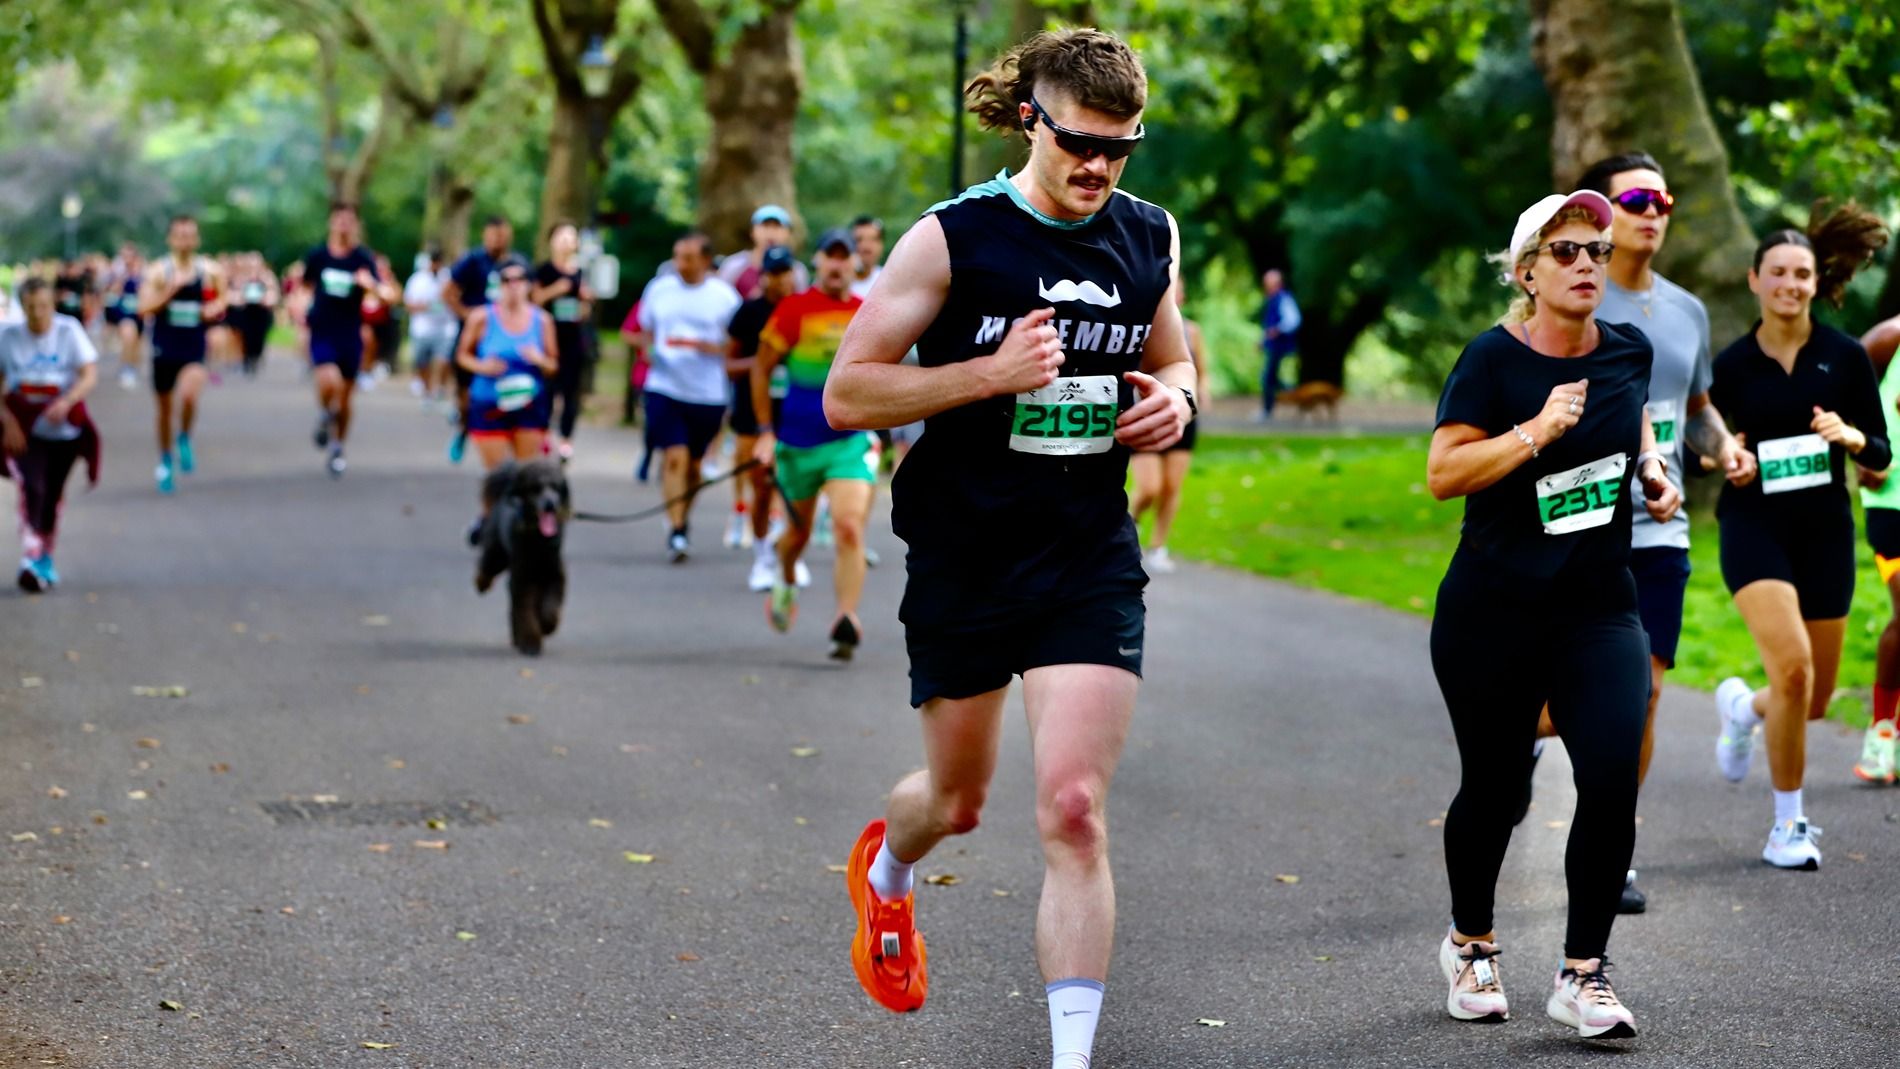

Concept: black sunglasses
[[1532, 240, 1615, 266], [1025, 97, 1144, 161], [1613, 188, 1674, 216]]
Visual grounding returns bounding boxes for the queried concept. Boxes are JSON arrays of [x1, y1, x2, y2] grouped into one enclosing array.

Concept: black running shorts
[[903, 585, 1145, 708]]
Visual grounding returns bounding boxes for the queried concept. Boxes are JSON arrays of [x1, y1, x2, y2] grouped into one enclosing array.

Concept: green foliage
[[1747, 4, 1900, 212]]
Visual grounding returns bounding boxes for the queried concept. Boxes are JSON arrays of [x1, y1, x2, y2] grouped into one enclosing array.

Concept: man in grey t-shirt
[[1522, 152, 1756, 914]]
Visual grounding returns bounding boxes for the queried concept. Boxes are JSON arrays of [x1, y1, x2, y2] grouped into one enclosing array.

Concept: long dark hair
[[1754, 201, 1889, 308]]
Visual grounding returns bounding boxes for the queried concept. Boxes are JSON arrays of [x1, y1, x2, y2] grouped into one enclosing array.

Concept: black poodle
[[475, 458, 570, 656]]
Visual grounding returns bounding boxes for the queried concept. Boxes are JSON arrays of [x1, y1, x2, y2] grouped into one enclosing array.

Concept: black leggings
[[550, 365, 584, 440], [8, 436, 81, 554], [1429, 554, 1649, 961]]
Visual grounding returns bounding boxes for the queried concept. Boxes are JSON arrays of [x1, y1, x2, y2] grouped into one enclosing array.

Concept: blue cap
[[751, 204, 791, 227], [815, 228, 854, 256], [760, 245, 796, 273]]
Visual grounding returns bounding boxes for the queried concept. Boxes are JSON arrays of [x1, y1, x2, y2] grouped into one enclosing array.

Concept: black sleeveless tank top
[[893, 171, 1173, 625]]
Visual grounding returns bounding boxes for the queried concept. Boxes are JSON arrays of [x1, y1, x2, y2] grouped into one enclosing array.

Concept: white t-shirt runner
[[0, 314, 98, 441], [1597, 273, 1712, 551], [637, 273, 742, 406]]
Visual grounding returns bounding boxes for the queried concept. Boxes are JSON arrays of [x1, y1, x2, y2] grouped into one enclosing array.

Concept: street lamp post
[[60, 193, 83, 261]]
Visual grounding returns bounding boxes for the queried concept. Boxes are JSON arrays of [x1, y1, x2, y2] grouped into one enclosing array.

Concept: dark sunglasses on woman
[[1532, 240, 1615, 266]]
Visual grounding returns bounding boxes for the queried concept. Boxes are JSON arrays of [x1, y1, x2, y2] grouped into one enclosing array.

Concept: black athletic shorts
[[1866, 507, 1900, 562], [1166, 418, 1198, 453], [904, 585, 1145, 708], [151, 355, 203, 395], [729, 380, 761, 437], [1629, 546, 1690, 668], [1719, 505, 1855, 620]]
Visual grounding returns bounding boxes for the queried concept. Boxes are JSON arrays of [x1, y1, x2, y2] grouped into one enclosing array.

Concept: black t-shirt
[[727, 297, 773, 360], [1435, 321, 1654, 584], [450, 250, 507, 312], [302, 244, 379, 339], [893, 173, 1174, 628], [1709, 320, 1891, 519]]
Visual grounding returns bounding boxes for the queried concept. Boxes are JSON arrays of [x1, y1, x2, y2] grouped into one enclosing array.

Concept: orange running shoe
[[847, 818, 928, 1012]]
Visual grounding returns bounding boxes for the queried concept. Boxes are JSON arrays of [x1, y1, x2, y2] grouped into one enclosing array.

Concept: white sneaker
[[409, 379, 426, 398], [747, 552, 777, 592], [118, 365, 137, 391], [668, 532, 690, 564], [1714, 677, 1758, 782], [1546, 959, 1636, 1039], [1438, 932, 1508, 1022], [724, 512, 746, 549], [794, 559, 812, 588], [1761, 817, 1822, 870], [1146, 546, 1177, 574]]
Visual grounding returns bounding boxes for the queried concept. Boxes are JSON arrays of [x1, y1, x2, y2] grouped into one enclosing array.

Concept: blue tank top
[[471, 305, 546, 411], [150, 263, 208, 362]]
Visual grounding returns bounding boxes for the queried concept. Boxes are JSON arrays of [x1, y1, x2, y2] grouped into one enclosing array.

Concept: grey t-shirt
[[1598, 273, 1712, 550]]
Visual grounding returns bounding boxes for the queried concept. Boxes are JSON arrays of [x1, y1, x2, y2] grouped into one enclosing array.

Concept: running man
[[726, 244, 799, 585], [1, 277, 100, 592], [231, 252, 280, 378], [405, 250, 456, 409], [1710, 207, 1890, 870], [1518, 153, 1756, 913], [443, 216, 518, 464], [754, 229, 873, 658], [302, 203, 395, 478], [1856, 311, 1900, 783], [629, 234, 742, 563], [137, 214, 225, 494], [823, 30, 1194, 1069]]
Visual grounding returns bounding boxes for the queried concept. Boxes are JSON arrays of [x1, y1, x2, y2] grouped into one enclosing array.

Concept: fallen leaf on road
[[20, 677, 43, 689], [794, 817, 808, 825], [1273, 874, 1300, 885], [518, 668, 534, 679], [624, 852, 655, 864], [924, 873, 960, 886], [64, 650, 79, 662], [551, 746, 568, 757], [413, 840, 450, 850], [361, 1041, 397, 1050], [136, 738, 161, 749], [131, 685, 188, 698], [367, 843, 392, 853], [1846, 852, 1867, 863], [387, 759, 404, 770], [52, 915, 70, 925], [618, 743, 651, 754], [1196, 1018, 1226, 1028], [231, 622, 248, 634], [456, 931, 477, 941], [46, 786, 67, 799], [360, 615, 390, 627], [159, 1000, 183, 1012], [280, 906, 295, 915], [126, 790, 149, 801], [1426, 818, 1443, 827], [506, 714, 533, 725], [742, 674, 760, 685], [992, 889, 1011, 897], [425, 818, 446, 830], [1314, 955, 1333, 962], [825, 864, 847, 874], [209, 763, 230, 774], [355, 685, 371, 696], [677, 952, 700, 962], [790, 746, 819, 758], [588, 819, 613, 829], [90, 813, 107, 825], [10, 832, 38, 843]]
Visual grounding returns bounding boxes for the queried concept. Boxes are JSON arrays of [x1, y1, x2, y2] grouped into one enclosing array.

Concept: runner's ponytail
[[1753, 201, 1889, 308], [965, 28, 1147, 136]]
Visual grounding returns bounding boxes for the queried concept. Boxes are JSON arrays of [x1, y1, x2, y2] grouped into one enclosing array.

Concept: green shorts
[[776, 433, 878, 502]]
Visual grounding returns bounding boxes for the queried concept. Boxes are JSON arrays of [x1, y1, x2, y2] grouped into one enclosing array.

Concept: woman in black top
[[531, 222, 594, 460], [1426, 191, 1677, 1041], [1707, 205, 1890, 871]]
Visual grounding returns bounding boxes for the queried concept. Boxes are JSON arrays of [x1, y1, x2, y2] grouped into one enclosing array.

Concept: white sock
[[1773, 789, 1803, 825], [754, 538, 774, 563], [868, 840, 913, 902], [1047, 979, 1105, 1069]]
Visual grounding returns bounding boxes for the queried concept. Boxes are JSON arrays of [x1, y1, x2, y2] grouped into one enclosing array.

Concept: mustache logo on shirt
[[1037, 278, 1122, 309]]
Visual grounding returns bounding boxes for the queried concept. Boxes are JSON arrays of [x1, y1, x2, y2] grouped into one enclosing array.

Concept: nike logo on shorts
[[1062, 1009, 1094, 1017], [1118, 647, 1140, 657]]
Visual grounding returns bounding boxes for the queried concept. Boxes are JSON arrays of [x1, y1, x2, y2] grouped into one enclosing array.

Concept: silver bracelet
[[1511, 423, 1539, 457]]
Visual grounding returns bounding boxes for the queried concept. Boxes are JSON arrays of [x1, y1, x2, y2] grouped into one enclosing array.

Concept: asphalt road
[[1, 354, 1894, 1068]]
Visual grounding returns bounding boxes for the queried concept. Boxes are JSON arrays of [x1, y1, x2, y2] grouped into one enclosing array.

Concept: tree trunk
[[696, 10, 802, 254], [1531, 0, 1757, 345], [537, 93, 601, 245], [425, 162, 476, 259]]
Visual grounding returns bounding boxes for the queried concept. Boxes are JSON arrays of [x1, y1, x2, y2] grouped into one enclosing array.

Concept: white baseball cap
[[1507, 190, 1614, 269]]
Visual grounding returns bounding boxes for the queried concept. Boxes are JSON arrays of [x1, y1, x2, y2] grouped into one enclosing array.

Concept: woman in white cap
[[1424, 190, 1679, 1040]]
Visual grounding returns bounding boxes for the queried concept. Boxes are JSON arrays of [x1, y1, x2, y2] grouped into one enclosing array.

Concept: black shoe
[[1617, 870, 1647, 915], [466, 517, 484, 548], [1511, 744, 1543, 827], [314, 411, 332, 449], [828, 615, 861, 662]]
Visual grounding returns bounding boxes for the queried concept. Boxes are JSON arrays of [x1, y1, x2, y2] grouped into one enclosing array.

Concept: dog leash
[[571, 458, 803, 528]]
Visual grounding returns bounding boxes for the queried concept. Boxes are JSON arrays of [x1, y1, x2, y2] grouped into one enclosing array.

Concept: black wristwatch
[[1176, 385, 1198, 419]]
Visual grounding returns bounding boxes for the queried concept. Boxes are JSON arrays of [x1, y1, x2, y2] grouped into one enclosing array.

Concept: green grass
[[1159, 433, 1882, 726]]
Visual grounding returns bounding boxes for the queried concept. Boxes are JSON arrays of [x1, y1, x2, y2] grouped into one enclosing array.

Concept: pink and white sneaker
[[1438, 931, 1508, 1022], [1546, 958, 1636, 1039]]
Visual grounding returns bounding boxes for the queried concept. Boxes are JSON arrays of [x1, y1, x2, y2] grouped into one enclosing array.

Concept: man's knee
[[1038, 779, 1105, 856], [932, 784, 987, 835]]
